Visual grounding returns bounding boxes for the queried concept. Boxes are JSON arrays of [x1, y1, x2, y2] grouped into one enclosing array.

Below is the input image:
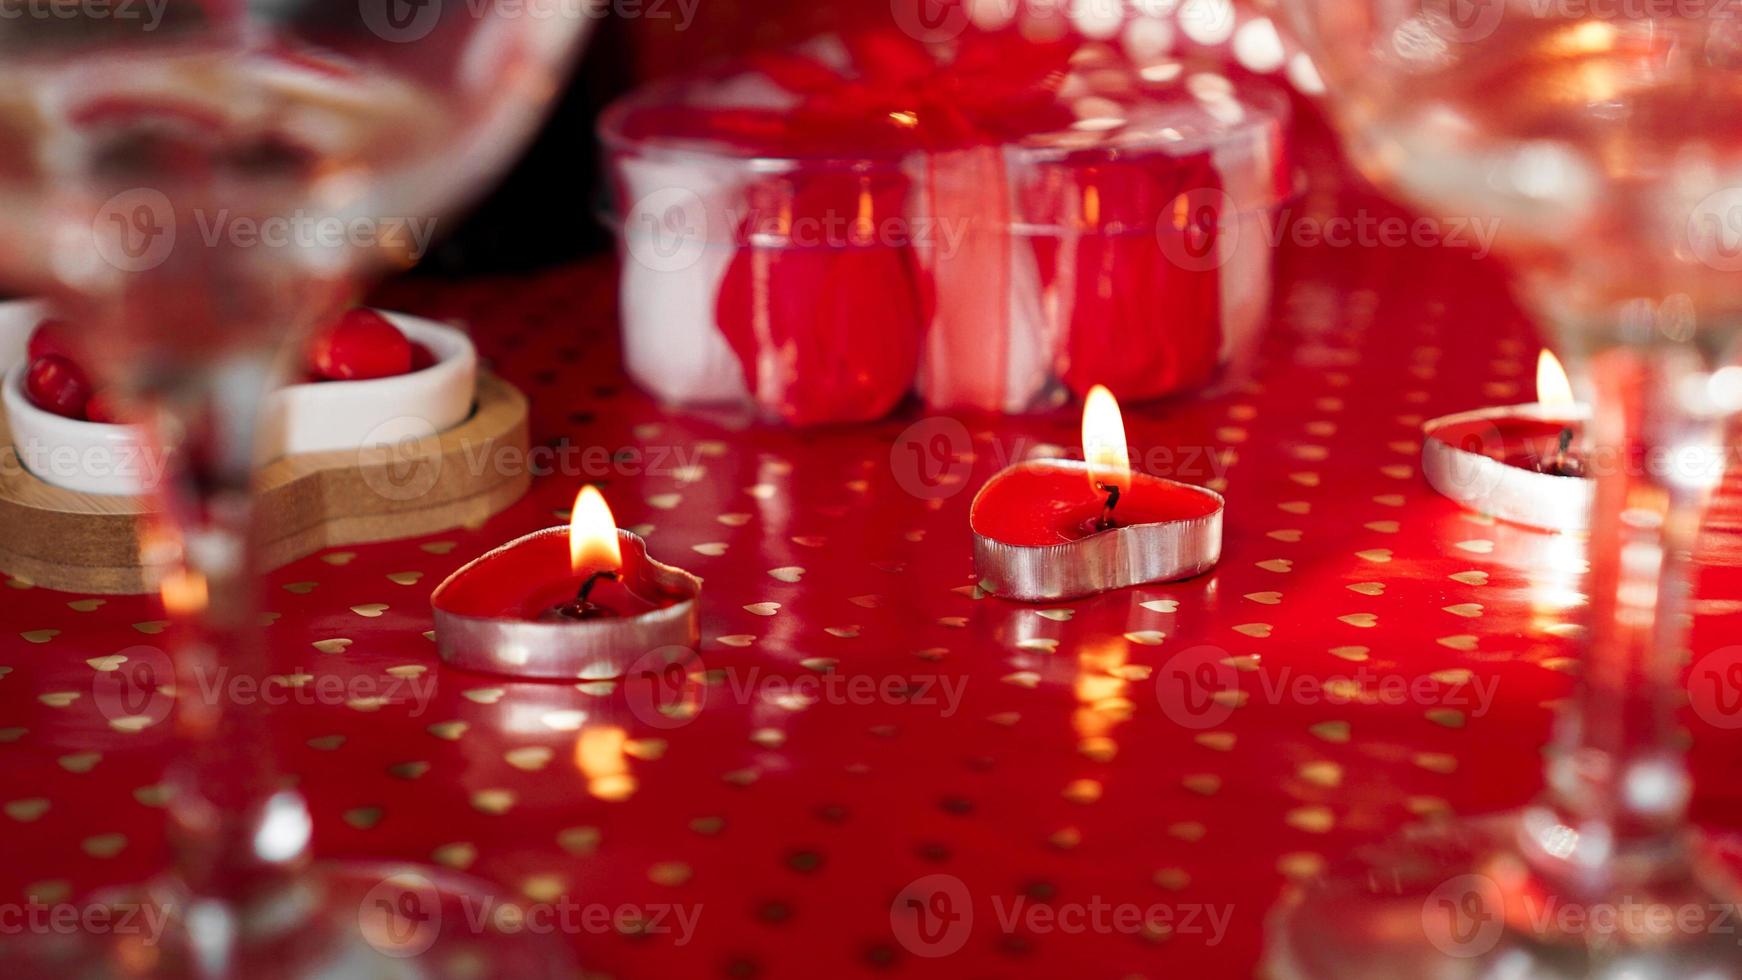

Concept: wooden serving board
[[0, 373, 530, 595]]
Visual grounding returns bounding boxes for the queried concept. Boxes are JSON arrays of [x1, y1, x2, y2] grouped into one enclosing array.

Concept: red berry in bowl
[[84, 389, 130, 425], [27, 318, 77, 363], [26, 355, 93, 419], [307, 309, 411, 381], [408, 341, 438, 372]]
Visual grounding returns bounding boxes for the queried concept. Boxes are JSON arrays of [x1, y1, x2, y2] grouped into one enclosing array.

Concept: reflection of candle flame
[[1082, 385, 1132, 494], [1530, 533, 1589, 626], [576, 726, 636, 802], [855, 183, 875, 241], [570, 486, 623, 575], [1074, 638, 1129, 740], [160, 569, 208, 617], [1537, 351, 1575, 407]]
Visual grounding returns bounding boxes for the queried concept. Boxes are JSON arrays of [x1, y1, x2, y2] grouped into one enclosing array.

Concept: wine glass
[[0, 5, 594, 978], [1265, 4, 1742, 978]]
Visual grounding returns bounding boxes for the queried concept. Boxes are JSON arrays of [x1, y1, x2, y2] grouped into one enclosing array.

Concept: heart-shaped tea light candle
[[1422, 350, 1593, 532], [970, 386, 1224, 602], [432, 486, 701, 680]]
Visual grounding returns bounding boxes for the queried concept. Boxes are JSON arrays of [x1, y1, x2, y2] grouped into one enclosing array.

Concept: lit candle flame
[[569, 486, 623, 575], [1081, 384, 1131, 494], [1537, 350, 1575, 406]]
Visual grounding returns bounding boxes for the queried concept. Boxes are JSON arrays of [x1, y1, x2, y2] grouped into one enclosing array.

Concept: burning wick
[[1095, 482, 1122, 531], [1083, 384, 1131, 536], [554, 570, 620, 621], [545, 485, 626, 622], [1543, 427, 1584, 478]]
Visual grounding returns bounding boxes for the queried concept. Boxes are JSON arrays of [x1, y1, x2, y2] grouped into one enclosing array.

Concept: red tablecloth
[[7, 194, 1742, 978]]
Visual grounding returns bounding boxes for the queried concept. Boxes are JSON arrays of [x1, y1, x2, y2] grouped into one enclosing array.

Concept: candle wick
[[550, 570, 622, 621], [577, 570, 619, 603], [1545, 427, 1583, 478], [1095, 482, 1121, 532]]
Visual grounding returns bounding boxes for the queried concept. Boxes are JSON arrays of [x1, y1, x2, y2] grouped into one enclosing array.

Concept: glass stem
[[154, 359, 309, 977], [1526, 344, 1719, 895]]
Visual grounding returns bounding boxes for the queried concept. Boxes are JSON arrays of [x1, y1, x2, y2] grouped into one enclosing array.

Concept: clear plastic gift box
[[601, 35, 1294, 424]]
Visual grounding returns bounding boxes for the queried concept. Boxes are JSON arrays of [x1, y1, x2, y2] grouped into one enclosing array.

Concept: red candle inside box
[[970, 386, 1224, 601]]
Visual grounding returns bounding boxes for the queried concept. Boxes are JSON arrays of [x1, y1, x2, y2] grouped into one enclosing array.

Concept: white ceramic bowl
[[3, 362, 159, 496], [0, 298, 47, 377], [261, 313, 478, 459], [4, 310, 477, 496]]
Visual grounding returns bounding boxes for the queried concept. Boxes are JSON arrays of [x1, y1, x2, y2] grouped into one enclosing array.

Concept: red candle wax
[[519, 573, 666, 622], [970, 460, 1223, 547], [1428, 414, 1585, 474], [431, 529, 687, 622]]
